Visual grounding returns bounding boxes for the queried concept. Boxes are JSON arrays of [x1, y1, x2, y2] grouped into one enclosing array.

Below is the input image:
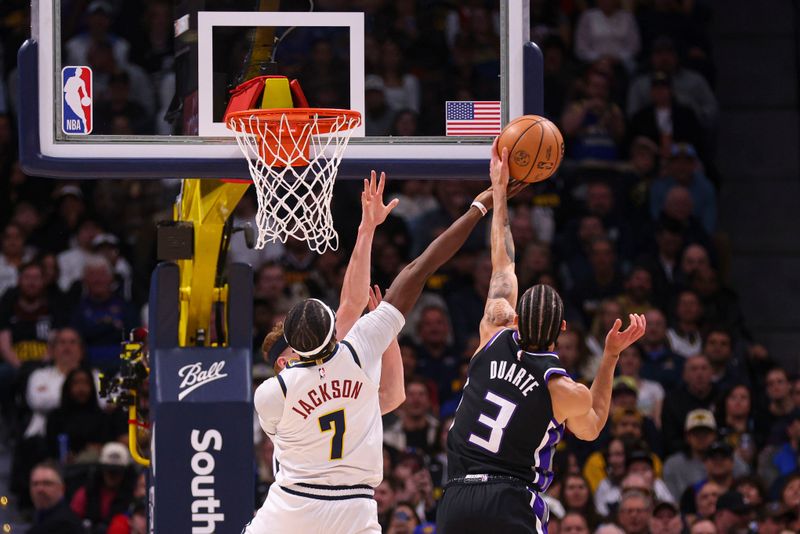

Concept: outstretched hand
[[490, 137, 510, 190], [604, 314, 647, 357], [361, 170, 399, 229], [367, 284, 382, 312]]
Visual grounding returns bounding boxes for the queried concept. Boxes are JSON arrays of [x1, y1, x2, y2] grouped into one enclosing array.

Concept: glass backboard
[[21, 0, 542, 179]]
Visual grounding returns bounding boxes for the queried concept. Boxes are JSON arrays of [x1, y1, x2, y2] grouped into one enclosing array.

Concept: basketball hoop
[[225, 108, 361, 253]]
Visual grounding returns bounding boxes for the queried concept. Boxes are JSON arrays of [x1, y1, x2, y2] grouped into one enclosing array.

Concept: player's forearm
[[337, 223, 376, 333], [385, 206, 484, 315], [490, 186, 514, 270], [587, 352, 618, 431], [378, 340, 405, 415]]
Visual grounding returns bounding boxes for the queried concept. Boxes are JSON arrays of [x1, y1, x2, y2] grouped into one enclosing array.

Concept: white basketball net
[[227, 111, 360, 253]]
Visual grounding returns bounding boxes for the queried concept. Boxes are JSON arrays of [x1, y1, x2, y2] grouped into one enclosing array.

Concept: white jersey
[[254, 301, 404, 491]]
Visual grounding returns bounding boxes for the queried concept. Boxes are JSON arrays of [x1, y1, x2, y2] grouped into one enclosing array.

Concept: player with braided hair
[[247, 165, 519, 534], [437, 140, 647, 534]]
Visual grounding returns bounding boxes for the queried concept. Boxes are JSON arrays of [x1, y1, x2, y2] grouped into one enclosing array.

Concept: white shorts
[[242, 484, 381, 534]]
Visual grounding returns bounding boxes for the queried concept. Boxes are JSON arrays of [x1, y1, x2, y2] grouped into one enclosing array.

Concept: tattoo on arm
[[488, 272, 514, 300], [503, 222, 514, 262]]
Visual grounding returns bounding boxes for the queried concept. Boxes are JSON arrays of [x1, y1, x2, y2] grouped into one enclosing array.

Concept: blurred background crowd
[[0, 1, 798, 534]]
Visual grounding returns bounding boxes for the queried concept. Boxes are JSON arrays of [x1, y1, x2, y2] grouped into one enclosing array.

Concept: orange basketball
[[496, 115, 564, 183]]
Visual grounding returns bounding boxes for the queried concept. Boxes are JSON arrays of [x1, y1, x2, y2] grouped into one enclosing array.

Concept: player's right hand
[[604, 313, 647, 357], [490, 137, 510, 190], [361, 170, 399, 229]]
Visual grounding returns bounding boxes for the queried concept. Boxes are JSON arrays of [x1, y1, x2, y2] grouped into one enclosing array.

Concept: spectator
[[555, 328, 592, 381], [94, 70, 151, 134], [446, 254, 491, 351], [253, 261, 292, 312], [678, 244, 712, 283], [91, 233, 133, 301], [584, 181, 632, 259], [689, 266, 748, 342], [11, 329, 87, 505], [689, 517, 718, 534], [71, 255, 137, 372], [628, 73, 705, 161], [661, 354, 717, 456], [518, 241, 554, 291], [558, 473, 604, 530], [0, 261, 66, 368], [65, 1, 130, 67], [659, 186, 711, 249], [626, 448, 676, 507], [364, 75, 395, 136], [375, 475, 400, 531], [413, 305, 460, 402], [378, 40, 420, 113], [389, 109, 419, 137], [388, 181, 438, 225], [703, 329, 748, 390], [70, 442, 136, 532], [663, 410, 733, 502], [561, 511, 591, 534], [46, 367, 112, 462], [0, 222, 35, 297], [618, 345, 665, 424], [758, 502, 797, 534], [617, 490, 653, 534], [716, 384, 760, 463], [667, 289, 704, 358], [626, 35, 718, 130], [386, 501, 421, 534], [757, 409, 800, 489], [561, 70, 626, 161], [713, 490, 750, 534], [732, 475, 766, 512], [573, 0, 641, 72], [28, 460, 83, 534], [57, 218, 102, 292], [624, 136, 661, 222], [681, 441, 740, 514], [608, 378, 662, 452], [570, 238, 624, 327], [778, 473, 800, 515], [649, 501, 682, 534], [595, 438, 629, 516], [763, 367, 797, 443], [617, 267, 655, 316], [650, 144, 717, 234], [640, 218, 685, 301], [383, 378, 439, 454], [692, 481, 723, 520], [639, 308, 684, 390]]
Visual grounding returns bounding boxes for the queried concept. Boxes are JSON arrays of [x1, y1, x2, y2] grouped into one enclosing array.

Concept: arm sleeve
[[343, 301, 405, 384], [253, 378, 285, 437]]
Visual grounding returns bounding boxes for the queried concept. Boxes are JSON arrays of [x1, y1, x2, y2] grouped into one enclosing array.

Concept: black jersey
[[446, 329, 568, 492]]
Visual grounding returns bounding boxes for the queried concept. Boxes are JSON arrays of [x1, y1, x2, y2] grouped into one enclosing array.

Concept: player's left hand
[[361, 170, 399, 229], [604, 313, 646, 357]]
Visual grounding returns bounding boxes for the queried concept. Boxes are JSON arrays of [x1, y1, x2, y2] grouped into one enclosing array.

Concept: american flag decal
[[445, 101, 502, 136]]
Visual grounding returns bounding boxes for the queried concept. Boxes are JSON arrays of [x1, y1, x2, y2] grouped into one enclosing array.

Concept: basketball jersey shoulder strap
[[276, 374, 288, 397], [340, 340, 361, 368]]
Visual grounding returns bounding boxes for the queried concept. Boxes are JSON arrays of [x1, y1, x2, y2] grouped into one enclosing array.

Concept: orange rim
[[225, 108, 362, 135]]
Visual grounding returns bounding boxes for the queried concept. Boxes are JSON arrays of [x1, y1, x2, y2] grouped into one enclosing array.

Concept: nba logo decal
[[62, 66, 93, 135]]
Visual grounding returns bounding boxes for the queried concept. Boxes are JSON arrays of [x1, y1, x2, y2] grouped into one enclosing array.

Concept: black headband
[[267, 337, 290, 368]]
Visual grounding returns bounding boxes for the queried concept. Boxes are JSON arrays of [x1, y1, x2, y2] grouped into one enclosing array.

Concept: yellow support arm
[[174, 178, 249, 347]]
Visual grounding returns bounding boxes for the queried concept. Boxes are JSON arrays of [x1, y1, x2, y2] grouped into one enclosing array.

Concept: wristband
[[471, 201, 488, 217]]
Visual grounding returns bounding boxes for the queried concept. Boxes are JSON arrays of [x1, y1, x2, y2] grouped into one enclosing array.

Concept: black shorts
[[436, 478, 549, 534]]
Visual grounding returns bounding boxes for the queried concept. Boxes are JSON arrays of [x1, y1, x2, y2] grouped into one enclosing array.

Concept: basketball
[[496, 115, 564, 183], [81, 97, 91, 106]]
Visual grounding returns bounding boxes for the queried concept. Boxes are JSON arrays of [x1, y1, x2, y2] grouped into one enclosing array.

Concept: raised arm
[[477, 142, 519, 349], [367, 285, 405, 414], [383, 189, 490, 316], [549, 314, 646, 440], [336, 171, 399, 336]]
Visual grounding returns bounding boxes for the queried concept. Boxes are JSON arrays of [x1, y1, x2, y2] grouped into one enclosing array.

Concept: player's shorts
[[242, 483, 381, 534], [436, 475, 549, 534]]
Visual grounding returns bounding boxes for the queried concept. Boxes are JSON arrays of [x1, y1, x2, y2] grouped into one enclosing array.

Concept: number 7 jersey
[[447, 329, 568, 492]]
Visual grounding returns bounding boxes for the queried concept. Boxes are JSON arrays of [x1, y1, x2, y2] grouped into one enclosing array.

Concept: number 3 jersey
[[447, 329, 569, 492], [254, 302, 405, 489]]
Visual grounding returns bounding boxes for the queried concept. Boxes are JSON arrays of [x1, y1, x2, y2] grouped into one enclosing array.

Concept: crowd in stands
[[0, 1, 798, 534]]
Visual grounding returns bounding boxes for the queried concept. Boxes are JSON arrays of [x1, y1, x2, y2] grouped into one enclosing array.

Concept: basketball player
[[436, 141, 647, 534], [261, 172, 404, 413], [246, 165, 517, 533]]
